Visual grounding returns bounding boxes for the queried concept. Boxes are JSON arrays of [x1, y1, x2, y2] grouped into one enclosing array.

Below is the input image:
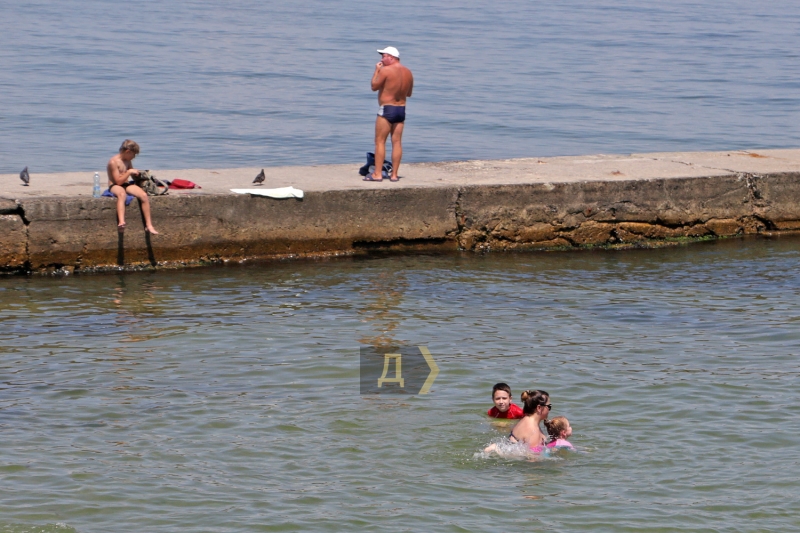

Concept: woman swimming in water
[[508, 390, 551, 453]]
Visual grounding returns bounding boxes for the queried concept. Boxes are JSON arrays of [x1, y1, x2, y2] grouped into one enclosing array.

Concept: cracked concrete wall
[[744, 172, 800, 230], [455, 173, 789, 250], [0, 214, 27, 268], [13, 187, 458, 271], [0, 199, 26, 269]]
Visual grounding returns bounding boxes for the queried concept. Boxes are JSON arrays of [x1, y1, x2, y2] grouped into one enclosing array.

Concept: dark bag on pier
[[358, 152, 392, 178], [133, 170, 169, 196]]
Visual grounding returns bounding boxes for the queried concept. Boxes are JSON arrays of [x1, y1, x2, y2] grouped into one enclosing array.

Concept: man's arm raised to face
[[371, 61, 386, 92]]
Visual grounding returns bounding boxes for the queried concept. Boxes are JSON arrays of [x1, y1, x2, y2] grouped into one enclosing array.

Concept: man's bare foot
[[390, 175, 400, 182], [117, 222, 126, 231], [146, 227, 159, 235]]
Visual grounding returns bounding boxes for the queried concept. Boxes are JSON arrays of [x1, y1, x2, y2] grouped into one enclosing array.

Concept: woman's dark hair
[[520, 389, 549, 416]]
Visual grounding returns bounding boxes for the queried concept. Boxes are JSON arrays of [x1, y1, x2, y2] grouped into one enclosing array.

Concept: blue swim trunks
[[378, 105, 406, 124]]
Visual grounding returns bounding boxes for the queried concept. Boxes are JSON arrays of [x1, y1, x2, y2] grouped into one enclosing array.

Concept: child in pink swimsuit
[[543, 416, 575, 450]]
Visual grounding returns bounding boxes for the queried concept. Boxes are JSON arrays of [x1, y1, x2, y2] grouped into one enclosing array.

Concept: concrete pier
[[2, 149, 800, 273]]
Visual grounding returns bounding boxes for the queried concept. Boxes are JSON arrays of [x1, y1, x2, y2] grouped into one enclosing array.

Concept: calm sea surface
[[2, 238, 800, 532], [3, 2, 800, 532], [1, 0, 799, 173]]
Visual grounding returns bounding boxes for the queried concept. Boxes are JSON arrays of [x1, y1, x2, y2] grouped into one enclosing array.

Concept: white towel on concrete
[[230, 187, 304, 199]]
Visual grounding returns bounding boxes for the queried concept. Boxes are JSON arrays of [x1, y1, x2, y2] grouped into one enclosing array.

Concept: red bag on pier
[[169, 179, 201, 189]]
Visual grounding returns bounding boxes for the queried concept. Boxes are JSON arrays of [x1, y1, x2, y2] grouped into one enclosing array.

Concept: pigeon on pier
[[20, 166, 30, 186], [253, 169, 265, 185]]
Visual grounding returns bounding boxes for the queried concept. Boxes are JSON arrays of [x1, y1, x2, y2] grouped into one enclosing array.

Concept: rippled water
[[2, 0, 800, 173], [2, 237, 800, 531]]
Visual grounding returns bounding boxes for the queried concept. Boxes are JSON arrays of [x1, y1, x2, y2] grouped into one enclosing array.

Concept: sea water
[[2, 237, 800, 531], [3, 1, 800, 531], [1, 0, 799, 173]]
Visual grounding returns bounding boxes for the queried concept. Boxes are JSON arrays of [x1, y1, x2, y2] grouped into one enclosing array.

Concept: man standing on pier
[[368, 46, 413, 182]]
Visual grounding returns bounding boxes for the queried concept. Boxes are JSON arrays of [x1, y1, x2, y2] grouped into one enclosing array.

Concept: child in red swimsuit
[[487, 382, 524, 419]]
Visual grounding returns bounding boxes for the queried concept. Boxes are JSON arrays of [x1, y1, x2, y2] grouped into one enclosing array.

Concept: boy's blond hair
[[119, 139, 140, 155]]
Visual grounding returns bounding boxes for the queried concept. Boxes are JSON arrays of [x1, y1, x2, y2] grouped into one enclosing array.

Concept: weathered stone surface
[[616, 222, 679, 240], [740, 216, 768, 234], [771, 220, 800, 231], [5, 153, 800, 273], [455, 175, 767, 249], [542, 237, 572, 248], [0, 198, 18, 214], [564, 222, 615, 245], [517, 224, 557, 243], [685, 224, 712, 237], [0, 214, 26, 268], [750, 172, 800, 225], [22, 188, 459, 270], [462, 176, 744, 228], [705, 218, 743, 236], [613, 228, 646, 243], [645, 176, 750, 226]]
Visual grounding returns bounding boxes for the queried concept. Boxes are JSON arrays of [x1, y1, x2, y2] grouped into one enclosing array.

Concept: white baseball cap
[[377, 46, 400, 58]]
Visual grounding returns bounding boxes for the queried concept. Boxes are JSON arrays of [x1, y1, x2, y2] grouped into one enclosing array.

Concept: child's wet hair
[[544, 416, 569, 439], [520, 389, 549, 415], [492, 382, 512, 398]]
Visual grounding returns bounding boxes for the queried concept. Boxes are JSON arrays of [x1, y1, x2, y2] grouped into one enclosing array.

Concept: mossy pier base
[[2, 149, 800, 273]]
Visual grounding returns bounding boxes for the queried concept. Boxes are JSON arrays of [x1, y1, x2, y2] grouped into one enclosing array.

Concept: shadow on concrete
[[144, 231, 156, 266], [115, 207, 157, 268], [138, 208, 157, 266], [117, 228, 125, 266]]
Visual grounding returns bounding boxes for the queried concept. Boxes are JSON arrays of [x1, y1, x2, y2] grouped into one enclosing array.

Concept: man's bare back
[[372, 61, 413, 105]]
